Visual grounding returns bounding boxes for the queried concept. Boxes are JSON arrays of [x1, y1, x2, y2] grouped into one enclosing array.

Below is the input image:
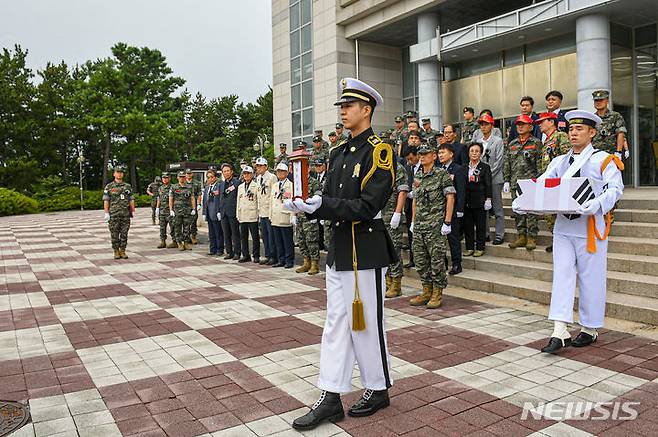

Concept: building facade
[[272, 0, 658, 186]]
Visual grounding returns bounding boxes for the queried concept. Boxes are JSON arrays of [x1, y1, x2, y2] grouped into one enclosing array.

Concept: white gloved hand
[[170, 210, 175, 217], [624, 150, 630, 160], [202, 214, 206, 221], [155, 209, 159, 217], [283, 199, 302, 213], [511, 198, 526, 215], [293, 195, 322, 214], [407, 191, 414, 199], [503, 182, 510, 194], [441, 223, 452, 235], [291, 215, 297, 225], [615, 151, 623, 160], [217, 212, 221, 220], [409, 222, 414, 234], [578, 198, 601, 215], [190, 209, 196, 216], [390, 212, 401, 229], [197, 204, 202, 210], [103, 212, 110, 222], [484, 199, 492, 211], [456, 212, 464, 218]]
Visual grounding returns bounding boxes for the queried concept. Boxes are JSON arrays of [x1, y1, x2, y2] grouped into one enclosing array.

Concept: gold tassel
[[351, 222, 365, 331]]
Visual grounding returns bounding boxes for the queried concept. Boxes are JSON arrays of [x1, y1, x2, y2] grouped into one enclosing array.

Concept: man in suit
[[219, 163, 241, 260], [544, 90, 569, 137], [437, 143, 466, 275], [442, 124, 467, 166], [403, 145, 421, 268], [203, 169, 224, 256]]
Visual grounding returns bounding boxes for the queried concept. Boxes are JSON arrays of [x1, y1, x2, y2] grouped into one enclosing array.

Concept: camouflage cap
[[592, 90, 609, 100], [417, 144, 434, 154], [279, 142, 287, 149], [177, 170, 186, 177], [161, 172, 170, 178], [114, 164, 126, 172], [312, 135, 322, 143], [185, 168, 192, 174], [335, 122, 343, 128], [405, 110, 416, 118], [328, 131, 337, 137], [395, 116, 403, 122], [312, 158, 326, 166], [421, 118, 431, 124]]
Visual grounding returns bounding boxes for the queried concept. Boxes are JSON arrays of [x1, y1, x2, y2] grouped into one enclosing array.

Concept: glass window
[[291, 84, 301, 111], [289, 3, 299, 31], [302, 80, 313, 108], [460, 53, 503, 77], [525, 32, 575, 62], [302, 52, 312, 81], [301, 0, 311, 25], [301, 25, 312, 53], [635, 24, 657, 47], [291, 57, 301, 84], [292, 111, 301, 137], [504, 46, 524, 67], [302, 108, 313, 135], [290, 30, 300, 58]]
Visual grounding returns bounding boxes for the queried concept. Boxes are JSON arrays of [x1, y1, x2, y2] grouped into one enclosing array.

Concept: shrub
[[38, 187, 104, 212], [134, 194, 153, 207], [0, 188, 39, 216]]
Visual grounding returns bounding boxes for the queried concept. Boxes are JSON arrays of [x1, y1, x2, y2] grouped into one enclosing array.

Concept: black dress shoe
[[541, 336, 572, 354], [267, 258, 277, 265], [572, 331, 597, 347], [253, 257, 260, 264], [546, 245, 553, 253], [485, 235, 491, 242], [271, 262, 283, 268], [238, 256, 251, 263], [492, 238, 504, 245], [224, 253, 234, 260], [207, 252, 217, 256], [292, 391, 344, 431], [232, 254, 240, 261], [348, 389, 390, 417], [284, 263, 294, 269], [448, 264, 462, 275]]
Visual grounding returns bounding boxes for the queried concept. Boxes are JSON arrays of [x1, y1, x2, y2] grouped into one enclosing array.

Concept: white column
[[576, 14, 611, 111], [417, 13, 442, 128]]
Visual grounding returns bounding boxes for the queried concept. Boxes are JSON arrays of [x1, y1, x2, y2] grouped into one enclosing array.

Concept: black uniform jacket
[[308, 128, 397, 271]]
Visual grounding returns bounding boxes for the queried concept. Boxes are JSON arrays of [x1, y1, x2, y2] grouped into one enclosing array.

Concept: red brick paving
[[255, 289, 327, 314], [386, 294, 495, 321], [143, 288, 240, 309], [0, 306, 60, 332], [44, 284, 138, 305]]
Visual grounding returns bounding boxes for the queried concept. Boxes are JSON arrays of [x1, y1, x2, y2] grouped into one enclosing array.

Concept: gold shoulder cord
[[351, 135, 394, 331]]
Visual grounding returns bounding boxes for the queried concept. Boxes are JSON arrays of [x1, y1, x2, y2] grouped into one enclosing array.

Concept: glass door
[[636, 45, 657, 186]]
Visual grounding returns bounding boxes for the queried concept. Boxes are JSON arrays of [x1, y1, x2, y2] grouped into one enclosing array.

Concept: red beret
[[514, 114, 534, 125], [535, 112, 558, 123], [478, 114, 495, 125]]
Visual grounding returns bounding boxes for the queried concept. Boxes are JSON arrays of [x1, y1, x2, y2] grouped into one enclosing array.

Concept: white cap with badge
[[275, 162, 289, 172], [334, 77, 383, 108]]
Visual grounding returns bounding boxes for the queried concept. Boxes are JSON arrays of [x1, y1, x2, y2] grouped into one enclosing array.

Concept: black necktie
[[564, 155, 580, 220]]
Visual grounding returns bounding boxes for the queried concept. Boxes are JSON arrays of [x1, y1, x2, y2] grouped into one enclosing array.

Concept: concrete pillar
[[576, 14, 611, 111], [417, 13, 443, 127]]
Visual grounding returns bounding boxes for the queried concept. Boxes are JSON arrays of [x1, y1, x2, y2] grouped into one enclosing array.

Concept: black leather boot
[[292, 391, 344, 430], [348, 389, 390, 417]]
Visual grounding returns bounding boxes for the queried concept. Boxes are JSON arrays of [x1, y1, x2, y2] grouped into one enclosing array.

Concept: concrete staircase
[[403, 189, 658, 325]]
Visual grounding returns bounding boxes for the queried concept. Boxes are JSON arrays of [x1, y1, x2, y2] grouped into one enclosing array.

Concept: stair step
[[403, 268, 658, 325], [499, 216, 658, 238], [502, 196, 658, 211]]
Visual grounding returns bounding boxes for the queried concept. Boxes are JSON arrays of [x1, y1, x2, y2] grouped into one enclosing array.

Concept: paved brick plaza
[[1, 209, 657, 437]]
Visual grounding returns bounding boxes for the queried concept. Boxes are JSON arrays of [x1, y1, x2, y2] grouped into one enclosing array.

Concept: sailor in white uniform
[[513, 110, 624, 353]]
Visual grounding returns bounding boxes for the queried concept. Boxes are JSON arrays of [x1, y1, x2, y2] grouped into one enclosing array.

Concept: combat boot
[[152, 218, 156, 225], [191, 234, 198, 244], [184, 242, 192, 250], [426, 286, 443, 309], [167, 241, 178, 249], [385, 277, 402, 298], [113, 249, 121, 259], [178, 242, 185, 251], [409, 284, 432, 306], [525, 237, 537, 251], [385, 274, 392, 294], [157, 240, 167, 249], [119, 248, 128, 259], [508, 234, 527, 249], [308, 260, 320, 275], [296, 257, 311, 273]]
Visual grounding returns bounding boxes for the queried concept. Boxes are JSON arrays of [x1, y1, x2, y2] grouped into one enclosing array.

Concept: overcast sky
[[0, 0, 273, 103]]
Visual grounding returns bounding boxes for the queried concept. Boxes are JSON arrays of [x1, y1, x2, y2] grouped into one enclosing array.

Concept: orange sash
[[586, 155, 624, 253]]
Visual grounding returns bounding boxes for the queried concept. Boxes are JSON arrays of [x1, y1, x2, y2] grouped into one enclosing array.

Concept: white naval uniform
[[318, 265, 392, 393], [539, 144, 623, 328]]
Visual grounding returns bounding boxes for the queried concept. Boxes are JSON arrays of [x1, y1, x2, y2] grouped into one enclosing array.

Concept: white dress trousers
[[317, 265, 393, 393]]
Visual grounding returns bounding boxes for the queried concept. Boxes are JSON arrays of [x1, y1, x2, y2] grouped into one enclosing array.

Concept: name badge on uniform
[[352, 163, 361, 178], [120, 194, 125, 200]]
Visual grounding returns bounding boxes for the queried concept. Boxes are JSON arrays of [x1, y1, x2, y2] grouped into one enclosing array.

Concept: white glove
[[202, 214, 206, 221], [293, 195, 322, 214], [197, 204, 202, 210], [614, 151, 623, 160], [291, 215, 297, 225], [217, 212, 221, 220], [190, 209, 196, 216], [484, 199, 492, 211], [103, 212, 110, 222], [409, 222, 414, 234], [624, 150, 630, 160], [390, 212, 401, 229], [283, 199, 302, 213], [155, 209, 159, 217], [170, 210, 175, 217], [511, 198, 526, 215], [578, 198, 601, 216], [503, 182, 510, 194], [441, 223, 452, 235], [407, 191, 414, 199], [456, 212, 464, 218]]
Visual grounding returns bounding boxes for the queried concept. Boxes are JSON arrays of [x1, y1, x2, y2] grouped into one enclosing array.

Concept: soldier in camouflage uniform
[[420, 118, 438, 142], [276, 143, 288, 165], [295, 171, 323, 275], [536, 112, 571, 252], [408, 144, 455, 309], [185, 169, 202, 244], [103, 165, 135, 259], [390, 115, 406, 156], [156, 173, 176, 248], [503, 115, 542, 251], [312, 158, 332, 252], [461, 107, 479, 143], [310, 135, 329, 169], [169, 171, 197, 250], [592, 90, 627, 155], [146, 176, 161, 225], [384, 160, 409, 298]]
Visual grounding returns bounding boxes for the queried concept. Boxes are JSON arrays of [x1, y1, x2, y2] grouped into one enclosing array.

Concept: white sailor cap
[[334, 77, 383, 108], [565, 110, 602, 128], [275, 162, 289, 172], [242, 165, 254, 173], [255, 157, 268, 166]]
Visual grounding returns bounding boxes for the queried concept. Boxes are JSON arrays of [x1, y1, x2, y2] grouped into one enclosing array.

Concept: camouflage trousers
[[159, 209, 173, 241], [108, 215, 130, 250], [150, 201, 158, 221], [511, 190, 538, 237], [322, 221, 333, 251], [190, 212, 198, 236], [297, 217, 320, 261], [386, 222, 404, 279], [172, 212, 193, 243], [545, 214, 556, 234], [412, 227, 448, 289]]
